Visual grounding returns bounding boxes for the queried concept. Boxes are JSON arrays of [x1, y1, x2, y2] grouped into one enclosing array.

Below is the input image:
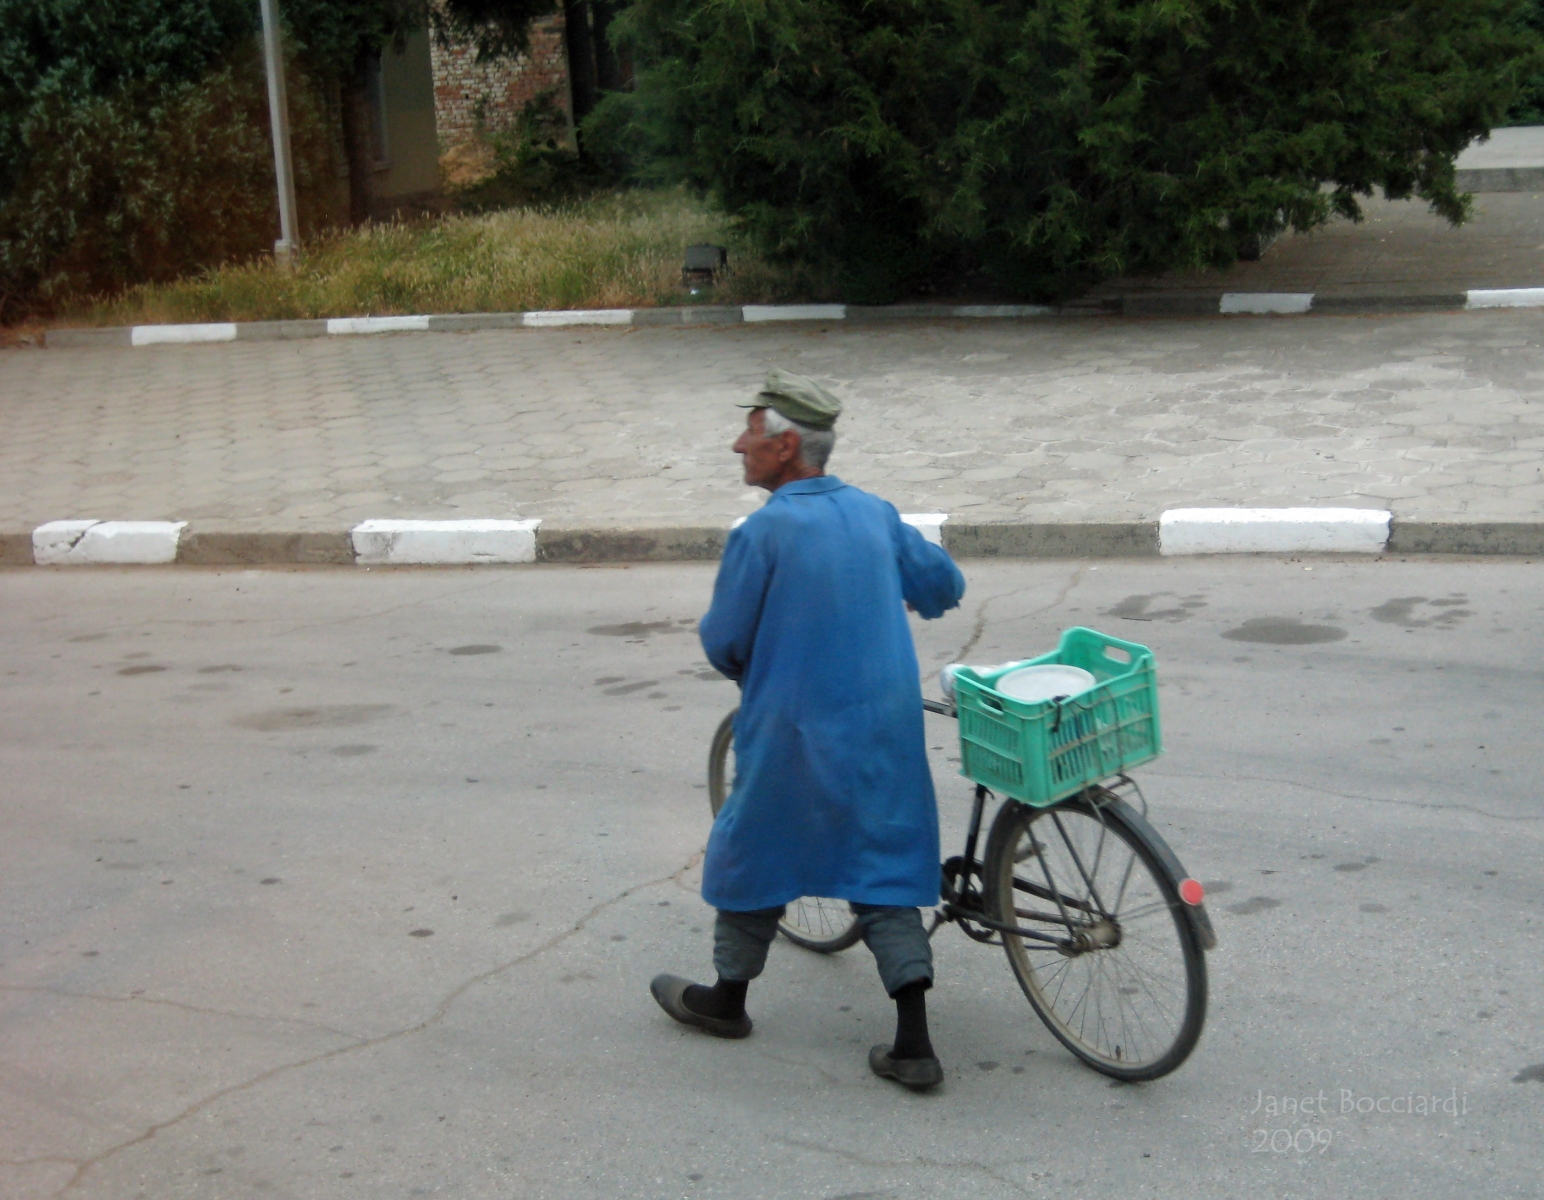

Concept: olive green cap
[[739, 368, 842, 431]]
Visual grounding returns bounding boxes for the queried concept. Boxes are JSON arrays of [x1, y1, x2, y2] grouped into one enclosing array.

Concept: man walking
[[650, 369, 966, 1091]]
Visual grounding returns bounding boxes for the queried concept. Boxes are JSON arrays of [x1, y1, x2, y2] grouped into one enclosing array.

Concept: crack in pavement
[[1, 1155, 83, 1168], [1147, 768, 1542, 822], [0, 985, 363, 1042], [768, 1134, 1035, 1197], [945, 566, 1088, 668], [46, 854, 702, 1198]]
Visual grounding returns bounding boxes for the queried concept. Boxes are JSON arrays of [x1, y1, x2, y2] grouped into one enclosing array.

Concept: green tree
[[596, 0, 1544, 301], [0, 0, 256, 202], [0, 0, 285, 316], [1505, 0, 1544, 121]]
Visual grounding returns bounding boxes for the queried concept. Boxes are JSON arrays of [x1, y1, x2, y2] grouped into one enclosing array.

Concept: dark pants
[[713, 903, 933, 996]]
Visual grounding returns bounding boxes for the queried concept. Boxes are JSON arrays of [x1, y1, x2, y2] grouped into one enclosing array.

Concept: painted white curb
[[327, 315, 431, 335], [901, 512, 949, 546], [1159, 507, 1390, 555], [33, 519, 187, 564], [131, 323, 237, 346], [522, 309, 633, 327], [351, 518, 541, 564], [1221, 293, 1314, 315], [1465, 288, 1544, 309], [742, 304, 848, 323]]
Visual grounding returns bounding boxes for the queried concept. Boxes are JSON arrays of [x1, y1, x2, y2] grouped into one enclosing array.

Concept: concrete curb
[[7, 515, 1537, 566], [944, 522, 1159, 559], [39, 287, 1544, 349], [1386, 521, 1544, 556]]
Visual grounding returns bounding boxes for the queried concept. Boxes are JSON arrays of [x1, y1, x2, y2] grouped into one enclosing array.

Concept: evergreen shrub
[[0, 0, 336, 319], [594, 0, 1544, 301]]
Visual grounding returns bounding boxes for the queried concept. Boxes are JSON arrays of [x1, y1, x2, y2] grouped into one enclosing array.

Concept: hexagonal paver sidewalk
[[3, 310, 1543, 535]]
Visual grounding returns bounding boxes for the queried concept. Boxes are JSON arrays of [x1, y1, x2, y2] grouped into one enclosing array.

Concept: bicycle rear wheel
[[983, 791, 1206, 1081], [707, 709, 862, 953]]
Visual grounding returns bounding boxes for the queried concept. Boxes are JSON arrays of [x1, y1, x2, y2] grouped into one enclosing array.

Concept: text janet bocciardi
[[1250, 1088, 1470, 1118]]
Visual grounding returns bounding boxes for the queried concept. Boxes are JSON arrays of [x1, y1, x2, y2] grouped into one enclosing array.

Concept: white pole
[[259, 0, 300, 263]]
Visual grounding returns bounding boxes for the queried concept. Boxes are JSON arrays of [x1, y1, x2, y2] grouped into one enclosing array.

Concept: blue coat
[[699, 476, 966, 912]]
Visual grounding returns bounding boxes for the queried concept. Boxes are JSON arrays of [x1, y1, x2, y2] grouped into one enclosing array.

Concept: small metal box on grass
[[953, 627, 1162, 807], [682, 244, 728, 286]]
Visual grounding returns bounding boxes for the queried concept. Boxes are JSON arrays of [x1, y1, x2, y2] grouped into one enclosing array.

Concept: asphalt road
[[1, 558, 1539, 1200]]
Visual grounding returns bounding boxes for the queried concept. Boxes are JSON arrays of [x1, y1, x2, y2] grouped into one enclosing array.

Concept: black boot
[[649, 973, 753, 1039], [683, 977, 748, 1021], [869, 979, 943, 1090]]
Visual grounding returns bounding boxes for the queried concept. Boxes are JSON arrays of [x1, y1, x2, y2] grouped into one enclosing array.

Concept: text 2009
[[1251, 1128, 1333, 1154]]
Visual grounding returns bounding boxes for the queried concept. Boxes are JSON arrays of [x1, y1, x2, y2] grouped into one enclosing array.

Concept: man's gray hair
[[761, 406, 837, 470]]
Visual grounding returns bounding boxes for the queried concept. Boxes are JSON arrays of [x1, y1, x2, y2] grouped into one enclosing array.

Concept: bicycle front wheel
[[706, 709, 862, 954], [984, 792, 1206, 1081]]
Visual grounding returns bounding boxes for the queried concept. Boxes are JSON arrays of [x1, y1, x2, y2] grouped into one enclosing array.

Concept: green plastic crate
[[953, 627, 1162, 807]]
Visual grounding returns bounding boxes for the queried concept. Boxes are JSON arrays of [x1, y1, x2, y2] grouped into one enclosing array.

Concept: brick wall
[[430, 16, 571, 149]]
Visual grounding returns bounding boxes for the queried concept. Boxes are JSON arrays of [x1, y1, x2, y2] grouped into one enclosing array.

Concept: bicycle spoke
[[992, 798, 1204, 1079], [1051, 810, 1109, 917]]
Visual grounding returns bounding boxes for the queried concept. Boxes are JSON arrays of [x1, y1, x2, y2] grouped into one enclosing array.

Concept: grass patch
[[57, 188, 838, 327]]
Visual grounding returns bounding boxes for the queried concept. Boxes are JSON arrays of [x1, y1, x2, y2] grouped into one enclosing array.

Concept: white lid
[[995, 663, 1097, 703]]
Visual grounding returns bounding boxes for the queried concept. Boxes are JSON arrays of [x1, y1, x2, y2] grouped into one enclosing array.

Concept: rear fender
[[1101, 796, 1218, 952]]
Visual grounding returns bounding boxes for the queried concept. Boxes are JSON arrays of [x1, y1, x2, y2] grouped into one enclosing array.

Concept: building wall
[[378, 28, 442, 202], [430, 16, 570, 149]]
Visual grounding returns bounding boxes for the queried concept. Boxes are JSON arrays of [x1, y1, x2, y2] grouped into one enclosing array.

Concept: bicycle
[[705, 636, 1216, 1083]]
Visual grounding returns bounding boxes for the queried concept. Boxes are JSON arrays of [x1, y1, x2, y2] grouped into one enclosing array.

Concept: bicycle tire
[[983, 791, 1206, 1081], [706, 708, 862, 954]]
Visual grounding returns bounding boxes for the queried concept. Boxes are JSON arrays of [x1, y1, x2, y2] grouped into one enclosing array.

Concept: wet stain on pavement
[[329, 744, 377, 757], [1203, 881, 1234, 894], [448, 644, 502, 655], [1225, 896, 1282, 916], [1105, 594, 1204, 623], [1514, 1064, 1544, 1083], [198, 664, 243, 673], [232, 704, 392, 731], [678, 668, 727, 681], [408, 928, 434, 937], [604, 680, 659, 696], [1335, 857, 1380, 872], [1222, 617, 1346, 644], [1360, 903, 1388, 913], [976, 1061, 999, 1071], [117, 664, 167, 676], [588, 620, 691, 637], [495, 911, 530, 927], [70, 633, 109, 642], [1370, 596, 1472, 628]]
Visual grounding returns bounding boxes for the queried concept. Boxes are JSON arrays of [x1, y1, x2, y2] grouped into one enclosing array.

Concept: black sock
[[682, 977, 748, 1019], [891, 979, 935, 1060]]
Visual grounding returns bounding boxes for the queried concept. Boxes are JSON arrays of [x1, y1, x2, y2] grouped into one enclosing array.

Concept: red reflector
[[1179, 878, 1205, 906]]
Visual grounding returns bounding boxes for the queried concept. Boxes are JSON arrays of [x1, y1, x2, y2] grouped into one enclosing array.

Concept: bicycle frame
[[923, 699, 1217, 954]]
